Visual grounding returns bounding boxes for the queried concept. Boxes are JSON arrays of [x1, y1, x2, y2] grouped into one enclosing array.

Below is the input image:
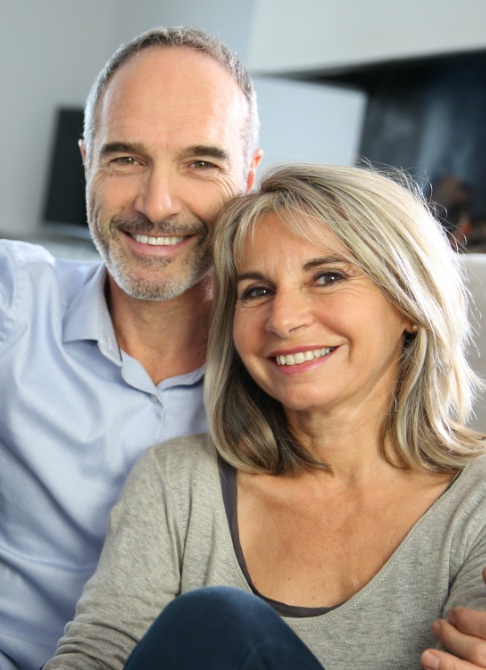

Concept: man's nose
[[133, 168, 183, 223]]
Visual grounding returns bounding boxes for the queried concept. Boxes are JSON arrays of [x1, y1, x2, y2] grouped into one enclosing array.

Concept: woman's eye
[[239, 286, 272, 301], [315, 271, 345, 286]]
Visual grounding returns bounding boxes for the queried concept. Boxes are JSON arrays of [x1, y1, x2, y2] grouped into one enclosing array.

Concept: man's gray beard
[[90, 214, 211, 301], [96, 241, 212, 301]]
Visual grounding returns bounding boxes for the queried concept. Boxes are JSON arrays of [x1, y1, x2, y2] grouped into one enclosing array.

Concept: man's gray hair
[[83, 26, 259, 168]]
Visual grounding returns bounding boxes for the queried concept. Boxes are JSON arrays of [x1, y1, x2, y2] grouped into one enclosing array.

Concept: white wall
[[114, 0, 255, 59], [249, 0, 486, 74], [0, 0, 119, 237], [0, 0, 366, 241], [2, 0, 257, 238], [255, 77, 365, 172], [12, 0, 486, 241]]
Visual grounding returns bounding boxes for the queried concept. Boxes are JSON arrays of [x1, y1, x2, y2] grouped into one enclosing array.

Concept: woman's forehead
[[233, 208, 352, 265]]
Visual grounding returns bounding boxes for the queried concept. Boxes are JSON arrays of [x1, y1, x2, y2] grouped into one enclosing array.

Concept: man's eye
[[112, 156, 139, 166], [191, 160, 216, 170]]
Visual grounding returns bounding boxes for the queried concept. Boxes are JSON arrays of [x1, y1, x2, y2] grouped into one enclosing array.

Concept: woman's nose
[[265, 291, 314, 337]]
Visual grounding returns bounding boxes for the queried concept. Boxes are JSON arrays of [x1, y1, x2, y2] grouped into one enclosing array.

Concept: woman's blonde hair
[[205, 163, 485, 474]]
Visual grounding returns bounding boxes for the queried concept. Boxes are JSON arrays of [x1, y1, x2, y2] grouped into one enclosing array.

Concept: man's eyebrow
[[99, 141, 146, 157], [98, 142, 229, 163], [186, 145, 229, 162]]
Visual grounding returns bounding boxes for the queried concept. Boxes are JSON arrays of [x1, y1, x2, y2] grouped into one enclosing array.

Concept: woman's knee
[[125, 587, 323, 670]]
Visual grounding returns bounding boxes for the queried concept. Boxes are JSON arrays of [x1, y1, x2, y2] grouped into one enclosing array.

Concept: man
[[0, 27, 262, 670]]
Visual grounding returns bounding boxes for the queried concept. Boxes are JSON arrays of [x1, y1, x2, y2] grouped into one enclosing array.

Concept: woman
[[45, 164, 486, 670]]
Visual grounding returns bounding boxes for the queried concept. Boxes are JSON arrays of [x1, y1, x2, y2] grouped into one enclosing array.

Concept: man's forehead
[[104, 45, 241, 103], [93, 46, 248, 154]]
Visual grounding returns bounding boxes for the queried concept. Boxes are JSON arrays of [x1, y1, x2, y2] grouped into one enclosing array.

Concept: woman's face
[[233, 212, 412, 420]]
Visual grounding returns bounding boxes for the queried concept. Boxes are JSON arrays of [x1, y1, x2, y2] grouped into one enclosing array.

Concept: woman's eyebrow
[[303, 256, 347, 271], [235, 258, 348, 282], [235, 271, 266, 283]]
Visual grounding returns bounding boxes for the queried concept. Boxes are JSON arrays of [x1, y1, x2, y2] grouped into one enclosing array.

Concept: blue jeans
[[124, 587, 324, 669]]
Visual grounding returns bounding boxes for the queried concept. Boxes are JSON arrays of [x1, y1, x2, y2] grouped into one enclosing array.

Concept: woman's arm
[[43, 446, 183, 670], [422, 568, 486, 669]]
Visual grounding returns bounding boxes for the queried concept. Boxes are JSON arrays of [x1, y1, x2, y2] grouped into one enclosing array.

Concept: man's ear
[[245, 149, 263, 192], [79, 139, 88, 178]]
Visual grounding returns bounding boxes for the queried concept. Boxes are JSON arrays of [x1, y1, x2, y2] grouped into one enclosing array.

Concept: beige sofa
[[461, 253, 486, 433]]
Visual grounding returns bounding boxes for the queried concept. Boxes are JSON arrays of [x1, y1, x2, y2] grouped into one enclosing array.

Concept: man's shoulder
[[0, 239, 57, 278], [0, 239, 103, 303], [0, 238, 100, 273]]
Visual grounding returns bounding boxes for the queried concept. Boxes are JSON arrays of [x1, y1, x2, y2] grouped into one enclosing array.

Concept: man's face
[[82, 46, 261, 301]]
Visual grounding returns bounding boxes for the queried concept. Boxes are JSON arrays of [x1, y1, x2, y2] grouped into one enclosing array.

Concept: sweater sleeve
[[443, 497, 486, 616], [43, 446, 183, 670], [432, 456, 486, 623]]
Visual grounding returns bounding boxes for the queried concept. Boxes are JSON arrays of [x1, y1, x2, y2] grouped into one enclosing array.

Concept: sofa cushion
[[460, 253, 486, 432]]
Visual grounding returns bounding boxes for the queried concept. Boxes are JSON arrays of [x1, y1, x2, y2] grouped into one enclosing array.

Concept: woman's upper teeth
[[133, 234, 185, 246], [276, 347, 333, 366]]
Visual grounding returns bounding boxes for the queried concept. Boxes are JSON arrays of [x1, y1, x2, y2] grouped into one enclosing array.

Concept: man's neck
[[106, 275, 213, 385]]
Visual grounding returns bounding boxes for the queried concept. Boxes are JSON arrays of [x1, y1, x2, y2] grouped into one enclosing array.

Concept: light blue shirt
[[0, 240, 207, 670]]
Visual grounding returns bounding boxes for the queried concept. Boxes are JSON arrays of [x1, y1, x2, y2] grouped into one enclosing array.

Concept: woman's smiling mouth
[[275, 347, 335, 367]]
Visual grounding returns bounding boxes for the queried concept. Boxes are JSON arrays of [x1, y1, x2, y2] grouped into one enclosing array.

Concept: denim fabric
[[125, 587, 324, 670]]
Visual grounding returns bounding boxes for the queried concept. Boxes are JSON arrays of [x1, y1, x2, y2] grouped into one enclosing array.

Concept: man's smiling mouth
[[131, 233, 186, 246]]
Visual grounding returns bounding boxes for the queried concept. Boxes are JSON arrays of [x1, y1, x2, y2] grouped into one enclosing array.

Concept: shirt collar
[[62, 263, 209, 377], [63, 263, 120, 363]]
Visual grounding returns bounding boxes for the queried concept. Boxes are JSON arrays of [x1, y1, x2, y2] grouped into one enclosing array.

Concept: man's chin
[[110, 270, 192, 302], [103, 249, 212, 302], [116, 280, 181, 301]]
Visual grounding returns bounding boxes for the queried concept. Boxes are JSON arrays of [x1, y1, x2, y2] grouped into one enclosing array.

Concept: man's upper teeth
[[133, 234, 185, 246], [276, 347, 333, 366]]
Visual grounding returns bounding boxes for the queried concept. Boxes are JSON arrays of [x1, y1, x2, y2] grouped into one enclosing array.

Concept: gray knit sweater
[[45, 434, 486, 670]]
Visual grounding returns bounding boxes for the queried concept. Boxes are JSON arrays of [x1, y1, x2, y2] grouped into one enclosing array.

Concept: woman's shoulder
[[134, 433, 219, 491], [149, 432, 214, 463], [436, 453, 486, 525], [120, 434, 222, 528], [458, 452, 486, 486]]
